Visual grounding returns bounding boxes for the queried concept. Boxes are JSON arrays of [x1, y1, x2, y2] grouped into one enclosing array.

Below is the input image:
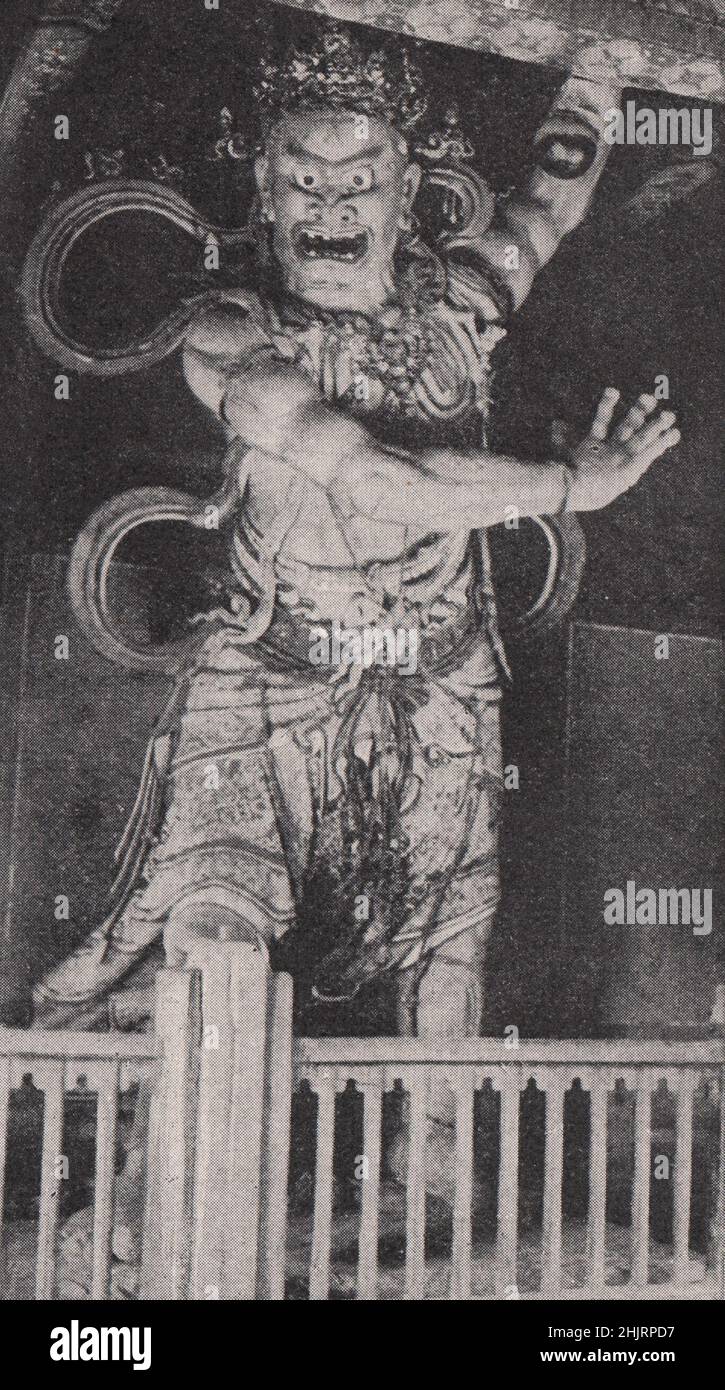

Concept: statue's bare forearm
[[194, 350, 677, 530], [186, 336, 536, 517], [342, 448, 573, 527], [219, 359, 571, 526], [327, 391, 679, 525], [183, 298, 571, 530]]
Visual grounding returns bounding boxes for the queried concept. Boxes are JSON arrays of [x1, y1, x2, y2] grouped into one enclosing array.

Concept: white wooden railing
[[290, 1036, 724, 1301], [1, 944, 723, 1300], [0, 1028, 158, 1299]]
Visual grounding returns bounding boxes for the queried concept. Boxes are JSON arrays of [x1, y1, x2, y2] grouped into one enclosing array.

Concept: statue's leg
[[55, 1078, 151, 1300], [384, 657, 502, 1206], [391, 919, 494, 1206]]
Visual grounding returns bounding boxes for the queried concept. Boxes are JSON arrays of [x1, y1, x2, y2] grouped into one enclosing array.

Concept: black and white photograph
[[0, 0, 722, 1325]]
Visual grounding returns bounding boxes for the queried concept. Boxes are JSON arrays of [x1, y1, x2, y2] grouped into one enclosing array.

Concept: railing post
[[141, 968, 201, 1300], [541, 1072, 567, 1294], [187, 941, 272, 1300], [711, 1067, 716, 1295], [710, 993, 725, 1299], [36, 1060, 65, 1300], [258, 971, 294, 1301], [0, 1058, 9, 1268]]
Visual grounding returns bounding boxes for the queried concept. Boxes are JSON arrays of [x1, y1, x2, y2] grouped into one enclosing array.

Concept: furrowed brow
[[284, 140, 386, 166]]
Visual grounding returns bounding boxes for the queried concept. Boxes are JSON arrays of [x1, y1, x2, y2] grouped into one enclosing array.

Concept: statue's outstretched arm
[[453, 71, 622, 315], [326, 390, 678, 528], [216, 348, 678, 530], [182, 288, 678, 529]]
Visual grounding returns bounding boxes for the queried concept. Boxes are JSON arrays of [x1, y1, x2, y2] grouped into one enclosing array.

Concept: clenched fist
[[567, 388, 680, 513]]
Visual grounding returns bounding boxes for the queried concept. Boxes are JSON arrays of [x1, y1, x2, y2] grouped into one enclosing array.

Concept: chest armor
[[261, 293, 506, 451]]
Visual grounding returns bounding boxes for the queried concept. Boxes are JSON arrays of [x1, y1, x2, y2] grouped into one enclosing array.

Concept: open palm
[[568, 387, 680, 513]]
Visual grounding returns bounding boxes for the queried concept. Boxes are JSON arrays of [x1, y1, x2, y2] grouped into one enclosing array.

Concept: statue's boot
[[54, 1151, 145, 1299]]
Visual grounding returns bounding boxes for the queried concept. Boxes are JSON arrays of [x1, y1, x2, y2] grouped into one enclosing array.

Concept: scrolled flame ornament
[[20, 179, 250, 377]]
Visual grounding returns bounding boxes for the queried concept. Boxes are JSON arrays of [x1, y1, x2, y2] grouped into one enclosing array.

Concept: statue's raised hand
[[568, 388, 680, 513]]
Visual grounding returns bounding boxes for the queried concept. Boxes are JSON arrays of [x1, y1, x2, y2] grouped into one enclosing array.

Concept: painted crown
[[254, 23, 427, 135]]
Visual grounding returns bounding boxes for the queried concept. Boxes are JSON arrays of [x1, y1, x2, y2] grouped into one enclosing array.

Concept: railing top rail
[[4, 1029, 721, 1070], [294, 1036, 725, 1068], [0, 1026, 160, 1062]]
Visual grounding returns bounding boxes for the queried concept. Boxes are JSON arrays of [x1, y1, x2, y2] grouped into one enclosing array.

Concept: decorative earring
[[261, 203, 275, 224], [397, 211, 420, 247]]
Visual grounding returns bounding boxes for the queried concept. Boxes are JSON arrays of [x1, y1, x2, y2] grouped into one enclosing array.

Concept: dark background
[[0, 0, 721, 1035]]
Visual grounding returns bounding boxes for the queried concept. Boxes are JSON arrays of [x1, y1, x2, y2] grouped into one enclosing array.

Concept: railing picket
[[309, 1077, 336, 1301], [673, 1077, 695, 1285], [91, 1062, 119, 1299], [0, 1058, 9, 1254], [36, 1060, 65, 1300], [587, 1075, 609, 1289], [357, 1078, 383, 1301], [258, 972, 294, 1301], [405, 1073, 428, 1300], [496, 1070, 521, 1295], [541, 1074, 566, 1293], [631, 1079, 653, 1286], [450, 1073, 475, 1300], [711, 1067, 716, 1295]]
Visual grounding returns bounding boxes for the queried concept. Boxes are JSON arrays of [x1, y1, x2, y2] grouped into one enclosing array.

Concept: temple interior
[[0, 0, 722, 1298]]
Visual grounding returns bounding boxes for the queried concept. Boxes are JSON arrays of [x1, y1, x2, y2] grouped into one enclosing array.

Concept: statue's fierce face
[[255, 111, 421, 313]]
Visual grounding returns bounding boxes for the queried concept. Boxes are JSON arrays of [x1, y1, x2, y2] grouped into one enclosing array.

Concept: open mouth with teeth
[[294, 227, 369, 262]]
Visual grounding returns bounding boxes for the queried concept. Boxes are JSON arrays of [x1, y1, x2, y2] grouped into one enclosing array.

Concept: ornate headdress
[[254, 22, 427, 136]]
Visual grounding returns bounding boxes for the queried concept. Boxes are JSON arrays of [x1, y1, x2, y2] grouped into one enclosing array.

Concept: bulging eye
[[294, 167, 321, 191], [349, 167, 374, 192]]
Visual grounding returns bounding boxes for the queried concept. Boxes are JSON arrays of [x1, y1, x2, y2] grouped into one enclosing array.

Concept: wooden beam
[[269, 0, 725, 100], [0, 1025, 159, 1060]]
